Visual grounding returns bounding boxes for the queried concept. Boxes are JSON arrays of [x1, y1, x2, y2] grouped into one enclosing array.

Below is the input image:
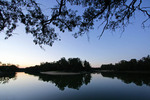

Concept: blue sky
[[0, 0, 150, 68]]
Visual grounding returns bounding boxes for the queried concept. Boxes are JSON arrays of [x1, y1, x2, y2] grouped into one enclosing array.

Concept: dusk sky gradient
[[0, 0, 150, 68]]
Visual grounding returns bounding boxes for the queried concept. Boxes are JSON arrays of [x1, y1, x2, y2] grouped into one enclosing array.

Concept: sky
[[0, 0, 150, 68]]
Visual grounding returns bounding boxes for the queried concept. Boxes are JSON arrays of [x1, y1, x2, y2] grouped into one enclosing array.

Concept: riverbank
[[40, 71, 87, 75], [38, 70, 150, 76], [99, 70, 150, 74]]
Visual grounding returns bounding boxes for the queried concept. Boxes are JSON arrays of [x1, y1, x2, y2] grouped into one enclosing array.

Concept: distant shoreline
[[40, 70, 150, 75], [41, 71, 82, 75], [99, 70, 150, 74], [1, 70, 150, 75]]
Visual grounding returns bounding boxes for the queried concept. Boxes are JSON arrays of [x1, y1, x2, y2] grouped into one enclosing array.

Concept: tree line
[[25, 57, 91, 72], [1, 55, 150, 73], [101, 55, 150, 71], [0, 62, 18, 73]]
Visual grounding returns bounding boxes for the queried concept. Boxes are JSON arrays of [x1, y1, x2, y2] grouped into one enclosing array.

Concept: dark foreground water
[[0, 72, 150, 100]]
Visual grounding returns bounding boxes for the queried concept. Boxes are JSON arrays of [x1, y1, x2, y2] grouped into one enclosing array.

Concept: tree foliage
[[84, 60, 91, 70], [25, 57, 91, 72], [0, 62, 18, 72], [0, 0, 149, 46], [101, 55, 150, 71]]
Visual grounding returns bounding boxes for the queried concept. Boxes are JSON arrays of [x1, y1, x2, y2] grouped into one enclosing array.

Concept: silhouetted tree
[[57, 57, 69, 69], [0, 0, 149, 46], [0, 64, 18, 72], [68, 58, 83, 71], [83, 60, 91, 70], [101, 63, 114, 70]]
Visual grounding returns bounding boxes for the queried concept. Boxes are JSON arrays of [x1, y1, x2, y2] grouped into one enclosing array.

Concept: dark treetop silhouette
[[25, 57, 92, 72], [0, 0, 149, 46], [0, 62, 18, 73], [101, 55, 150, 71]]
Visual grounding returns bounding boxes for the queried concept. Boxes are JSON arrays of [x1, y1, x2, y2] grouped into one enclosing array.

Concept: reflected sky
[[0, 72, 150, 100]]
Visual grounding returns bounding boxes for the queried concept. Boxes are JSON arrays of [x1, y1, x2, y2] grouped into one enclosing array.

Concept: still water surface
[[0, 72, 150, 100]]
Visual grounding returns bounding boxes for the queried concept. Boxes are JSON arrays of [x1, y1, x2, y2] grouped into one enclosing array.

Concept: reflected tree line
[[101, 72, 150, 87], [0, 72, 16, 84], [26, 72, 91, 91], [1, 71, 150, 89], [101, 55, 150, 71], [38, 73, 91, 90]]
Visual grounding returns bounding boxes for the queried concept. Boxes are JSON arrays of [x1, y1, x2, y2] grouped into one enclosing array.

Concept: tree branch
[[44, 0, 65, 25]]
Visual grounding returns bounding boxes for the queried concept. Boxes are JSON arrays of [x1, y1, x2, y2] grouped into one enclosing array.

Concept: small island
[[24, 57, 92, 75]]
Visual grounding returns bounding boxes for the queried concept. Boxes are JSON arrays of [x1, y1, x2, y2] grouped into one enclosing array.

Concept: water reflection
[[101, 72, 150, 86], [0, 72, 16, 84], [28, 73, 92, 90], [1, 71, 150, 88], [0, 72, 150, 100]]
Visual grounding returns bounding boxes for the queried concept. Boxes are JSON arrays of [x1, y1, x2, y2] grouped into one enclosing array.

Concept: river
[[0, 72, 150, 100]]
